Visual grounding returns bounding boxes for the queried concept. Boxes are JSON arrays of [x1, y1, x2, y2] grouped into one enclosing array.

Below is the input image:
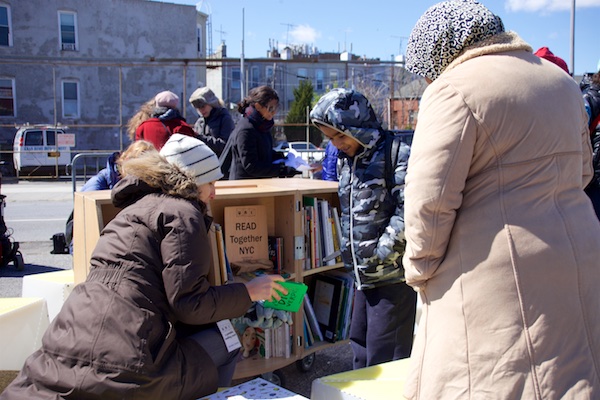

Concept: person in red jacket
[[134, 90, 196, 150], [534, 46, 569, 74]]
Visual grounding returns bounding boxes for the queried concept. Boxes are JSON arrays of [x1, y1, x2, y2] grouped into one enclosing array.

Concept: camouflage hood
[[310, 88, 382, 151]]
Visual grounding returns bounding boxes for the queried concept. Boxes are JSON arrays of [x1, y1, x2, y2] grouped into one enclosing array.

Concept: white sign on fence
[[57, 134, 75, 147]]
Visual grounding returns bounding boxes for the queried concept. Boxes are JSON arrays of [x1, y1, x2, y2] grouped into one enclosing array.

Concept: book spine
[[304, 293, 324, 342], [215, 224, 228, 284], [312, 202, 321, 267], [332, 206, 343, 263], [285, 322, 291, 358], [264, 328, 271, 359]]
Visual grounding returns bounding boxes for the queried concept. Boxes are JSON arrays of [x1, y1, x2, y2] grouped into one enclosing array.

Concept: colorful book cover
[[199, 377, 308, 400], [262, 281, 308, 313], [231, 318, 267, 359]]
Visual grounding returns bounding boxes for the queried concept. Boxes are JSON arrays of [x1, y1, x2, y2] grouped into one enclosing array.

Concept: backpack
[[384, 130, 413, 190]]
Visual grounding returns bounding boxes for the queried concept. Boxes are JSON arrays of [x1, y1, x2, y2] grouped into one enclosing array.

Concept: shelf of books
[[207, 178, 355, 379], [73, 177, 354, 381]]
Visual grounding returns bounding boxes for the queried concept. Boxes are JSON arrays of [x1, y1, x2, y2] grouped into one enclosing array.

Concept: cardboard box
[[0, 298, 49, 370], [224, 205, 269, 264]]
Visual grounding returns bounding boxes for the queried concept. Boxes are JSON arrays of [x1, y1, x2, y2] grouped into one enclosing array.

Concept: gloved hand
[[278, 165, 301, 178]]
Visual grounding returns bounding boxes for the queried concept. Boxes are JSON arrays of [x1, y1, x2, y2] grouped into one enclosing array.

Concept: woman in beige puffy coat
[[402, 1, 600, 399]]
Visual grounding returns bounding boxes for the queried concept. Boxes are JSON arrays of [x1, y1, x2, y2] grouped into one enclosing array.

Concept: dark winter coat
[[583, 83, 600, 186], [193, 107, 235, 157], [135, 107, 196, 150], [1, 174, 253, 400], [228, 117, 287, 180], [583, 82, 600, 218]]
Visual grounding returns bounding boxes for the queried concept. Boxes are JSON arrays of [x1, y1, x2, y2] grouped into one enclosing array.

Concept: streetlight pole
[[240, 8, 245, 101], [570, 0, 575, 75]]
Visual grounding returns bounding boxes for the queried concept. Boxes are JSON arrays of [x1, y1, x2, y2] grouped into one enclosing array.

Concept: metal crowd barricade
[[68, 152, 115, 194]]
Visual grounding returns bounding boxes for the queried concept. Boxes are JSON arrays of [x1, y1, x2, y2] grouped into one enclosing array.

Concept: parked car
[[13, 124, 73, 176], [285, 141, 325, 163], [389, 129, 414, 146]]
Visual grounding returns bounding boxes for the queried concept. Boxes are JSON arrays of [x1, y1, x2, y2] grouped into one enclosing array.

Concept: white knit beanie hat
[[160, 134, 223, 185]]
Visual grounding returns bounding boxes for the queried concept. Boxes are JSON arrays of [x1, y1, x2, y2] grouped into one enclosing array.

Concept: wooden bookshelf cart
[[72, 177, 344, 379]]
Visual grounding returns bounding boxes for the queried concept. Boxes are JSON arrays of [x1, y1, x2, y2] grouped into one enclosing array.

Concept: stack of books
[[302, 197, 343, 270], [304, 271, 354, 344]]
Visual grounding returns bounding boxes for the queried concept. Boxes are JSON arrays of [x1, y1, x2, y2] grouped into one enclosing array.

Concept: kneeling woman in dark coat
[[1, 135, 285, 400]]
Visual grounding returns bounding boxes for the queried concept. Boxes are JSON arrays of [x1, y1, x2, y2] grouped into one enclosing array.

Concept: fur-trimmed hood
[[444, 31, 532, 75], [113, 151, 203, 211]]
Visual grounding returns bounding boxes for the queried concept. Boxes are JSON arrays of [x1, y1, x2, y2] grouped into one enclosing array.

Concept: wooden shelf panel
[[233, 355, 297, 380], [73, 177, 344, 379], [301, 263, 345, 277], [302, 339, 351, 357]]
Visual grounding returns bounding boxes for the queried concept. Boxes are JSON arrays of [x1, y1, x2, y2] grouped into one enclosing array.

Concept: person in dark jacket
[[189, 87, 235, 157], [1, 135, 286, 400], [226, 85, 298, 180], [134, 90, 196, 150], [310, 88, 416, 369], [582, 70, 600, 219]]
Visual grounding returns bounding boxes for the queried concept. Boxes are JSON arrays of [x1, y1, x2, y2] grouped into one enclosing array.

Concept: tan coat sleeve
[[402, 82, 478, 289]]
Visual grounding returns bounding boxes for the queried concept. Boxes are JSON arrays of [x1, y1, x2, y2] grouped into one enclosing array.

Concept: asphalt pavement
[[0, 178, 73, 297], [0, 178, 354, 398]]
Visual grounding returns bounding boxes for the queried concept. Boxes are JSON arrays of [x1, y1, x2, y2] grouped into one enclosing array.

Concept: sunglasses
[[261, 103, 279, 114]]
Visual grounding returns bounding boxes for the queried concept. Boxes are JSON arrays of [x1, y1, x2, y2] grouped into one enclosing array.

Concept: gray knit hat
[[189, 87, 220, 108], [160, 134, 223, 185]]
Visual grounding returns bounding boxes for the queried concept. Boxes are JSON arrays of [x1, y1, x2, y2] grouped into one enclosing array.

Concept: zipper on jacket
[[349, 156, 362, 287]]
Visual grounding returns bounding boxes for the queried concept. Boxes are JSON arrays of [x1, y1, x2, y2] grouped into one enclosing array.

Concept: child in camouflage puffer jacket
[[310, 88, 417, 369]]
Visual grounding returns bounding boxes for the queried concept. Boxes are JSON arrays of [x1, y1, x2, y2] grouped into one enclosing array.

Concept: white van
[[13, 125, 73, 176]]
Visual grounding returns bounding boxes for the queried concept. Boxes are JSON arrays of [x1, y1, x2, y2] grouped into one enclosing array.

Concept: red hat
[[534, 47, 569, 74]]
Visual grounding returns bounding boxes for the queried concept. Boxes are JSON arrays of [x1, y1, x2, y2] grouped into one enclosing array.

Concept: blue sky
[[158, 0, 600, 75]]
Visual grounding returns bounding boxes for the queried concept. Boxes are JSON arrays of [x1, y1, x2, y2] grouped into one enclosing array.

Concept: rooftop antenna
[[281, 23, 296, 47], [391, 35, 408, 56], [342, 28, 352, 53], [215, 25, 227, 44]]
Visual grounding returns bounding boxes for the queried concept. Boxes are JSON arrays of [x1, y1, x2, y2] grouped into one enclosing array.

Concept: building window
[[250, 66, 259, 88], [316, 69, 324, 91], [62, 80, 79, 118], [59, 11, 77, 51], [329, 70, 338, 88], [232, 68, 241, 89], [266, 66, 274, 84], [0, 5, 11, 47], [297, 68, 307, 82], [196, 25, 203, 55], [0, 78, 15, 117]]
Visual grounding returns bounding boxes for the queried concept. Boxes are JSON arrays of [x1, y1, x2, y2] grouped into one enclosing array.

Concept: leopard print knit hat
[[406, 0, 504, 81]]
